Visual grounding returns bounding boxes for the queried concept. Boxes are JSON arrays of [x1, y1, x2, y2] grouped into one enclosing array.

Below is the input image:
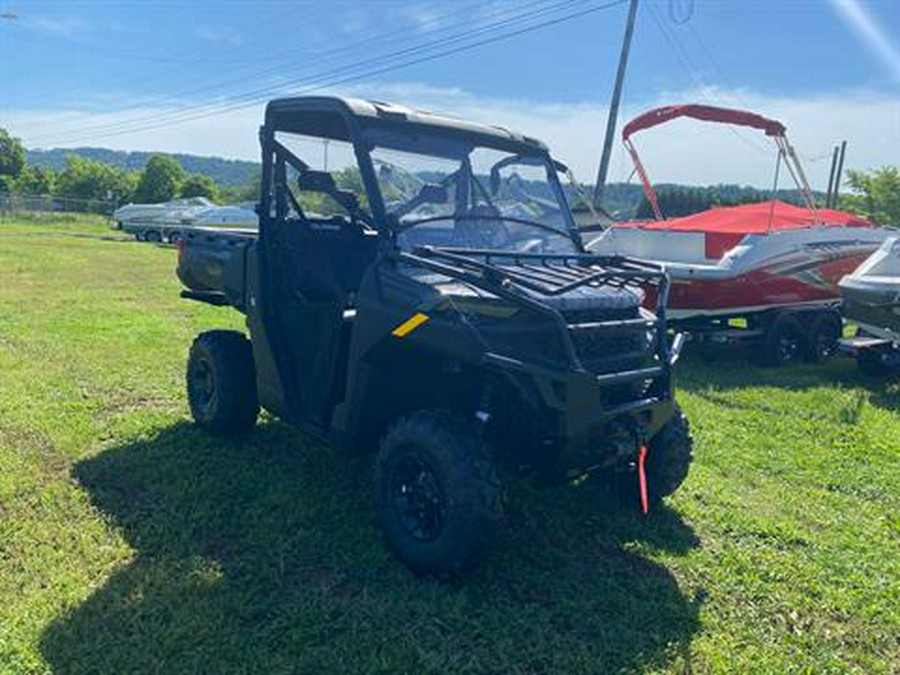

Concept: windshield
[[368, 135, 580, 254]]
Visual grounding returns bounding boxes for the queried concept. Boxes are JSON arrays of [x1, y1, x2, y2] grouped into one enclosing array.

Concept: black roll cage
[[258, 100, 583, 251]]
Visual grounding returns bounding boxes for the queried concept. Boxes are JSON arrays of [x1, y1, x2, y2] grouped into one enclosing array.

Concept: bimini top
[[624, 200, 872, 235], [264, 96, 548, 153], [622, 104, 787, 141], [614, 200, 874, 261]]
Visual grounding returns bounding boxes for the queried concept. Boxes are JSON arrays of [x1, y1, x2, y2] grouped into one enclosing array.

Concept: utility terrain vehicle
[[178, 97, 692, 575]]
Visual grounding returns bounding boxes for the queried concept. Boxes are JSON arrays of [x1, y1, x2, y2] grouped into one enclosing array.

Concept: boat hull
[[666, 247, 873, 319]]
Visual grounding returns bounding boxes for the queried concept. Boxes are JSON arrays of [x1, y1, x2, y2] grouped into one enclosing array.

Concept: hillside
[[24, 147, 822, 217], [26, 147, 259, 186]]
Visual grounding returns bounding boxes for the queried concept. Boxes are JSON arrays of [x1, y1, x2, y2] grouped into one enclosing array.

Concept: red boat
[[587, 104, 892, 364]]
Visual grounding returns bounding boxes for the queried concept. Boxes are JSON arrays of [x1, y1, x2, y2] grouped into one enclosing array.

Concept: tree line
[[0, 127, 260, 213], [1, 126, 897, 223]]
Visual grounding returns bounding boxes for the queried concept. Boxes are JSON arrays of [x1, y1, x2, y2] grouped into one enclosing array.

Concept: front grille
[[572, 328, 649, 374]]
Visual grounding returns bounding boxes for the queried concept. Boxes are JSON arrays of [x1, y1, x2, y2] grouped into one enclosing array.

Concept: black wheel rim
[[390, 455, 445, 542], [777, 332, 800, 363], [189, 358, 215, 414], [815, 332, 836, 359]]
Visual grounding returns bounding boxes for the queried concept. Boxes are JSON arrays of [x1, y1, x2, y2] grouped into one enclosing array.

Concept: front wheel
[[375, 411, 502, 577], [614, 407, 693, 509], [187, 330, 258, 435]]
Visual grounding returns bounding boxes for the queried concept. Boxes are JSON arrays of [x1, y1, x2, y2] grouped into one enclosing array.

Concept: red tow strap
[[638, 445, 649, 515]]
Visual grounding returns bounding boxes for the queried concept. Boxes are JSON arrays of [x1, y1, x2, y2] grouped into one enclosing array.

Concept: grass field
[[0, 218, 898, 674]]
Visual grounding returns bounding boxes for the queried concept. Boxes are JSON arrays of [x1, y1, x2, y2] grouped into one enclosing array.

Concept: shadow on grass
[[42, 421, 702, 673], [677, 346, 900, 417]]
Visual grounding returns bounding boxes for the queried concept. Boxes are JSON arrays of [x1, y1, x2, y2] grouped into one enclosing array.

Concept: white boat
[[114, 197, 257, 241], [192, 204, 258, 229], [114, 197, 215, 227], [840, 237, 900, 342]]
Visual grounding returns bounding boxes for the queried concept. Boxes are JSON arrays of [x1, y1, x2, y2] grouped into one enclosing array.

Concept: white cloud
[[397, 3, 442, 33], [8, 83, 900, 191], [196, 25, 243, 47], [24, 14, 92, 39]]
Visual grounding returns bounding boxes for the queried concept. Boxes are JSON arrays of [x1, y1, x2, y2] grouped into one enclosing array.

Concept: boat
[[586, 104, 892, 364], [838, 237, 900, 373], [192, 203, 258, 229], [840, 236, 900, 342], [113, 197, 215, 228], [113, 197, 257, 241]]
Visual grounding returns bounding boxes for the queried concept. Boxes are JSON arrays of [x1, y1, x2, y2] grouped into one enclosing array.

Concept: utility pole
[[593, 0, 639, 210]]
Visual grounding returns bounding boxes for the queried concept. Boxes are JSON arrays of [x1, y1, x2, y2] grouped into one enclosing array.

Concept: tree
[[55, 154, 137, 212], [219, 171, 261, 204], [0, 128, 25, 179], [179, 173, 218, 201], [844, 167, 900, 225], [14, 166, 55, 195], [133, 154, 184, 203], [0, 128, 26, 194]]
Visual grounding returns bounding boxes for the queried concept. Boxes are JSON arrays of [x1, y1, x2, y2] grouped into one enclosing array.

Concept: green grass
[[0, 217, 897, 673]]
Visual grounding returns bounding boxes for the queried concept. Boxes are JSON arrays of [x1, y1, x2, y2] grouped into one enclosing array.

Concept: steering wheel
[[453, 204, 510, 249]]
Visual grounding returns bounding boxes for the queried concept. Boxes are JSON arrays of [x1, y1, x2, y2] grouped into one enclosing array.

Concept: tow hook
[[637, 443, 649, 515]]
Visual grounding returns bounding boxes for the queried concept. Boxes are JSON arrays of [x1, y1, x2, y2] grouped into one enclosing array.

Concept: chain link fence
[[0, 191, 117, 221]]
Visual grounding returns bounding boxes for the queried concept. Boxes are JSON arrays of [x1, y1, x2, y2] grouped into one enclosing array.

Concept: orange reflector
[[638, 445, 649, 515], [391, 312, 430, 338]]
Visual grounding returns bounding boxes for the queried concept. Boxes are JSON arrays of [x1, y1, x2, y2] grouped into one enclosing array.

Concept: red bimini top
[[620, 200, 873, 258]]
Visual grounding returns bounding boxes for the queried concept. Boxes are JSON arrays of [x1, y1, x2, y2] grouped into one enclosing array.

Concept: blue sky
[[2, 0, 899, 187]]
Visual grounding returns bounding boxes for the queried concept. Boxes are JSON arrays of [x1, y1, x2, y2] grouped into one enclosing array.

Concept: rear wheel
[[187, 330, 258, 435], [803, 310, 842, 363], [763, 313, 803, 367], [376, 411, 502, 576], [144, 229, 162, 243]]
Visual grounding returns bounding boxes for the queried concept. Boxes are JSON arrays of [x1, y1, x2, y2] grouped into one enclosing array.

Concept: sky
[[1, 0, 899, 189]]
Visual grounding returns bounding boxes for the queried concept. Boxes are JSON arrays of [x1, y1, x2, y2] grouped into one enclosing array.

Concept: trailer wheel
[[857, 346, 885, 375], [167, 231, 182, 245], [376, 410, 502, 577], [763, 313, 803, 367], [613, 406, 692, 508], [187, 330, 258, 435], [144, 230, 162, 243], [803, 311, 842, 363]]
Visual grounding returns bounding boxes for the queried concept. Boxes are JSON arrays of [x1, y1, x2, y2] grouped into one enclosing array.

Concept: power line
[[645, 0, 773, 155], [667, 0, 694, 25], [34, 0, 628, 147], [28, 0, 581, 143]]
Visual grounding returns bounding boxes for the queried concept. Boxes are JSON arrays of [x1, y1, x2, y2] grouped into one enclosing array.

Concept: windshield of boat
[[367, 133, 580, 254]]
